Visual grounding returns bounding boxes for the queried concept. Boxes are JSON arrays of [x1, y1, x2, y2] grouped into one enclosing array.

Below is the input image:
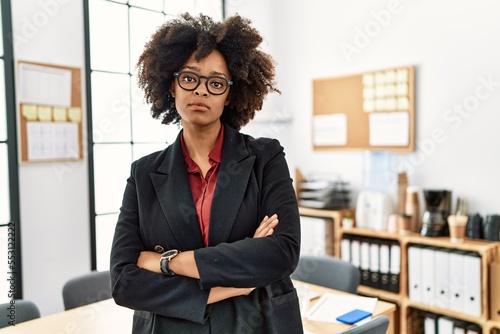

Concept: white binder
[[463, 252, 481, 316], [360, 240, 370, 269], [379, 242, 390, 290], [389, 243, 401, 275], [421, 247, 436, 305], [389, 242, 401, 293], [341, 237, 351, 263], [449, 251, 466, 313], [360, 239, 371, 285], [369, 242, 380, 287], [437, 316, 454, 334], [424, 314, 437, 334], [453, 320, 467, 334], [465, 324, 481, 334], [350, 238, 361, 269], [299, 216, 327, 256], [434, 248, 451, 309], [408, 245, 423, 302]]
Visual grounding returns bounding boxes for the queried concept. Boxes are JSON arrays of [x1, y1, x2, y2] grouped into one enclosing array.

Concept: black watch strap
[[160, 249, 180, 276]]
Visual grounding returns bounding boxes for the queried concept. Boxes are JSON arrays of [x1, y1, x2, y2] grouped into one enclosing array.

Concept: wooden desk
[[0, 299, 133, 334], [0, 285, 396, 334], [295, 280, 397, 334]]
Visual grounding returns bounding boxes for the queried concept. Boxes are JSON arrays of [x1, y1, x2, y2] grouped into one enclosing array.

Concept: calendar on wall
[[17, 61, 83, 163]]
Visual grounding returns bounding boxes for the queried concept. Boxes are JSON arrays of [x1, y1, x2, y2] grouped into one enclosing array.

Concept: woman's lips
[[189, 102, 209, 111]]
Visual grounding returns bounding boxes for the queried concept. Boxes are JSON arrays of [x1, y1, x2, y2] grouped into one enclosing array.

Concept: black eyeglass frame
[[173, 71, 233, 95]]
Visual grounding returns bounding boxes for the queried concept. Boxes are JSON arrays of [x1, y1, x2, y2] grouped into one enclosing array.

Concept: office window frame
[[84, 0, 225, 270], [0, 0, 22, 300]]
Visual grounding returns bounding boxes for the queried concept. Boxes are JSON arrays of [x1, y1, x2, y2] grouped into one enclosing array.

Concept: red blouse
[[180, 124, 224, 246]]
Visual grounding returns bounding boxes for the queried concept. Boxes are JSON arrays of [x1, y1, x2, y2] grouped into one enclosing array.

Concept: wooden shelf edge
[[357, 285, 403, 304], [405, 235, 500, 253], [488, 319, 500, 328], [405, 300, 487, 326], [298, 206, 346, 219], [341, 227, 403, 241], [336, 225, 499, 253]]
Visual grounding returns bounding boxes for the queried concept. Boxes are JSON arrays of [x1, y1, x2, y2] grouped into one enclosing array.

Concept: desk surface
[[0, 283, 396, 334], [296, 281, 396, 334], [0, 299, 133, 334]]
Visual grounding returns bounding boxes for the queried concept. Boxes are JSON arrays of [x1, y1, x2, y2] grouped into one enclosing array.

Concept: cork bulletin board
[[312, 65, 415, 152], [17, 61, 83, 163]]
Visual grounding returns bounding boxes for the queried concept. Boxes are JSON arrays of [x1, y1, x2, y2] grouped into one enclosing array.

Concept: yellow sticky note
[[397, 83, 409, 96], [68, 107, 82, 122], [397, 97, 410, 111], [21, 104, 37, 121], [38, 106, 52, 121], [362, 74, 374, 86], [396, 68, 409, 83], [53, 107, 68, 122], [363, 100, 374, 112], [385, 70, 396, 84]]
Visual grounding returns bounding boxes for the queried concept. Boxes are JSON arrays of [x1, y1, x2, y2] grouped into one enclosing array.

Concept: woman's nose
[[194, 79, 209, 96]]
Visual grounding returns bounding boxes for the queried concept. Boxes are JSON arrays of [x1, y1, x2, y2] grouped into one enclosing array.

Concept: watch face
[[160, 249, 179, 276], [162, 249, 178, 259]]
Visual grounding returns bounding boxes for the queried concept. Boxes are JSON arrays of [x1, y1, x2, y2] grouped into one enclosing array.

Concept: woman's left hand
[[253, 214, 279, 238], [137, 251, 162, 273]]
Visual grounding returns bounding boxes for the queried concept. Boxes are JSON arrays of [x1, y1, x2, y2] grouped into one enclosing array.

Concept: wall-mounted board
[[312, 66, 414, 152]]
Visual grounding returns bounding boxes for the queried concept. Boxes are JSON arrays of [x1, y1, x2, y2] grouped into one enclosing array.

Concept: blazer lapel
[[150, 132, 204, 250], [209, 126, 255, 245]]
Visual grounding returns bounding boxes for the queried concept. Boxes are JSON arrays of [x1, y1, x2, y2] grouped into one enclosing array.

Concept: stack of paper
[[305, 293, 378, 324]]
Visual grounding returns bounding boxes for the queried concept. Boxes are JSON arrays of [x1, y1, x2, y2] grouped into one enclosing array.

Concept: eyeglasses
[[173, 71, 233, 95]]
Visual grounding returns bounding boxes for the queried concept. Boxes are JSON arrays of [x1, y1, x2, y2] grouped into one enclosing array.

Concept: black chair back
[[292, 255, 360, 293], [62, 270, 112, 310]]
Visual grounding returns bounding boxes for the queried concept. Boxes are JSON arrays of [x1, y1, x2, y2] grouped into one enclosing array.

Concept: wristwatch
[[160, 249, 180, 275]]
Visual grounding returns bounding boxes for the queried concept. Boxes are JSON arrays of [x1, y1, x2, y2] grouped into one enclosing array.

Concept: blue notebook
[[336, 309, 372, 325]]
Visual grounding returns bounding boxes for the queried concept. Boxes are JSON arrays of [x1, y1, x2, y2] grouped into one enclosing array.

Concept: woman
[[110, 13, 302, 333]]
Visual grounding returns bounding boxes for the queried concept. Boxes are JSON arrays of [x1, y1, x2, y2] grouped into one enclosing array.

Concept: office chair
[[291, 255, 360, 294], [338, 315, 389, 334], [62, 270, 112, 310], [0, 300, 41, 328]]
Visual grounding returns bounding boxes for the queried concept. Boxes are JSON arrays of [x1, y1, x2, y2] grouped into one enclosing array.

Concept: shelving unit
[[298, 207, 500, 334]]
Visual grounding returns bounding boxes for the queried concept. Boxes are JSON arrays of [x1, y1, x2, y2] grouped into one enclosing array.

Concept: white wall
[[232, 0, 500, 215], [11, 0, 90, 315]]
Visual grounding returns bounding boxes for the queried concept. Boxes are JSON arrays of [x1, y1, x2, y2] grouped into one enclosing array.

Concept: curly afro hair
[[136, 13, 280, 131]]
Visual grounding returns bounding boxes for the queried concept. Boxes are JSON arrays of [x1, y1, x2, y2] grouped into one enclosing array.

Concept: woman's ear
[[169, 82, 175, 98]]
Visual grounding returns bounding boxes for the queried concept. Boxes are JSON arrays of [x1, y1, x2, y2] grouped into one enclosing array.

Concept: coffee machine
[[420, 190, 452, 237]]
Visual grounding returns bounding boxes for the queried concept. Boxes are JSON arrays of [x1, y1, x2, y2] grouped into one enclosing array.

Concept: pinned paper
[[21, 104, 38, 121], [53, 107, 67, 122], [38, 106, 52, 121], [19, 63, 72, 107], [68, 107, 82, 122], [369, 111, 409, 146], [313, 114, 347, 146]]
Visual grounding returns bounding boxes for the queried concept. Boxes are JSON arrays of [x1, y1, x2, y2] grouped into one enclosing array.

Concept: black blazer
[[110, 124, 303, 333]]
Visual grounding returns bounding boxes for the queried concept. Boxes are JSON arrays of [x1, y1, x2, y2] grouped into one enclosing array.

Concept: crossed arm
[[136, 214, 279, 304]]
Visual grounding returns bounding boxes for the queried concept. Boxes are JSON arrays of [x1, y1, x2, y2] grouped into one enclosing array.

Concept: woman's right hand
[[253, 214, 279, 238]]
